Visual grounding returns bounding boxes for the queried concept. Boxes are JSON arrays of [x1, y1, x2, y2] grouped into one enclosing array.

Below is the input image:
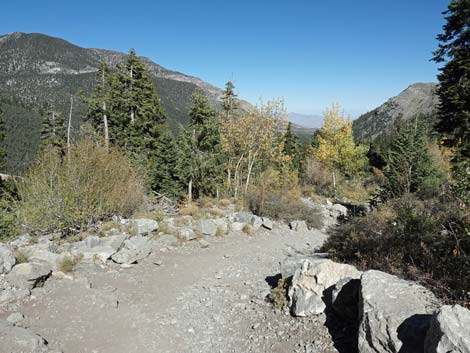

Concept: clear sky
[[1, 0, 448, 117]]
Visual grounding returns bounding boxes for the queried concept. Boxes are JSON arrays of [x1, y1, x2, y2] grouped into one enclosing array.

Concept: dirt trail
[[16, 226, 336, 353]]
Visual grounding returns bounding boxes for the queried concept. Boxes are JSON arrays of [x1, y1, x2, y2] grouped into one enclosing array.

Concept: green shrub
[[57, 254, 82, 273], [323, 194, 470, 306], [15, 139, 145, 234]]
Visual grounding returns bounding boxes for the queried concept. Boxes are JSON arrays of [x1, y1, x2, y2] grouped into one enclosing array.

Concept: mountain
[[288, 112, 323, 129], [352, 83, 439, 142], [0, 32, 251, 173]]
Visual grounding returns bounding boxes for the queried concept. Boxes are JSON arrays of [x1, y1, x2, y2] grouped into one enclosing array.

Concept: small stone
[[6, 312, 24, 324]]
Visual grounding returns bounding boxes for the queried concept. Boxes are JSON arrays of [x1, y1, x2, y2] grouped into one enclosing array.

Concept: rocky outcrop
[[71, 234, 126, 263], [358, 270, 440, 353], [288, 259, 361, 316], [425, 305, 470, 353]]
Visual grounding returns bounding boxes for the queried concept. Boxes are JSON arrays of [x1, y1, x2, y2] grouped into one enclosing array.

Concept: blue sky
[[1, 0, 448, 117]]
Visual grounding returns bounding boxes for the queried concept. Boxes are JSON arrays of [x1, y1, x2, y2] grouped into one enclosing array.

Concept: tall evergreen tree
[[221, 81, 239, 120], [432, 0, 470, 204], [0, 104, 6, 170], [149, 127, 181, 197], [432, 0, 470, 154], [186, 92, 224, 198], [175, 125, 195, 201], [85, 62, 111, 149], [40, 104, 66, 150], [283, 122, 304, 173], [385, 115, 444, 197]]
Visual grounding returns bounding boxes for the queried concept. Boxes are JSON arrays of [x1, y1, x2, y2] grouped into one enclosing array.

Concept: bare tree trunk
[[102, 69, 109, 151], [130, 65, 135, 124], [188, 178, 193, 204], [103, 102, 109, 152], [67, 95, 74, 156], [234, 154, 244, 198], [332, 170, 337, 198], [245, 156, 256, 193]]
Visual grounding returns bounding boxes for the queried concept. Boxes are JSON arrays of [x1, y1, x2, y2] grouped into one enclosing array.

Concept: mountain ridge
[[352, 82, 439, 141]]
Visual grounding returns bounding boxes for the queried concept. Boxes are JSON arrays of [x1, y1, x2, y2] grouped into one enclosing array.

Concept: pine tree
[[40, 104, 66, 150], [175, 125, 195, 201], [149, 127, 181, 197], [85, 62, 111, 149], [385, 115, 444, 197], [221, 81, 239, 120], [0, 104, 6, 170], [432, 0, 470, 154], [187, 92, 224, 198], [283, 122, 304, 173], [432, 1, 470, 204]]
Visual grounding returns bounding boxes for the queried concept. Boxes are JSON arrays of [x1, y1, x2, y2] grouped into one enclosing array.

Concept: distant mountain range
[[352, 83, 439, 141], [288, 112, 323, 129], [0, 32, 253, 173]]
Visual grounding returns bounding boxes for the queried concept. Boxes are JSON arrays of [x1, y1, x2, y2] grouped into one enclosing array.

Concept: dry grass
[[15, 138, 145, 234], [242, 224, 255, 235], [57, 254, 82, 273], [14, 250, 29, 264]]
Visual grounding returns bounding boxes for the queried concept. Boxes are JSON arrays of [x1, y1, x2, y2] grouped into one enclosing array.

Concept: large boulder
[[425, 305, 470, 353], [193, 219, 218, 237], [358, 270, 440, 353], [0, 244, 15, 274], [6, 260, 53, 290], [130, 218, 159, 235], [111, 236, 152, 265], [288, 259, 361, 316], [0, 319, 52, 352]]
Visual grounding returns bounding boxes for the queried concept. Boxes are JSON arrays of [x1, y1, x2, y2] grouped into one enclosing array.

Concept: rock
[[0, 244, 15, 274], [358, 270, 440, 353], [230, 221, 246, 232], [194, 219, 218, 237], [28, 249, 59, 270], [0, 319, 51, 352], [331, 203, 348, 217], [199, 239, 210, 248], [234, 212, 253, 224], [9, 234, 32, 248], [261, 217, 274, 230], [7, 260, 53, 290], [280, 253, 327, 279], [71, 234, 126, 263], [153, 234, 178, 249], [331, 277, 361, 321], [289, 220, 309, 232], [424, 304, 470, 353], [288, 259, 361, 316], [6, 312, 24, 324], [250, 215, 263, 231], [177, 228, 197, 241], [0, 287, 30, 304], [111, 236, 152, 265], [130, 218, 159, 235]]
